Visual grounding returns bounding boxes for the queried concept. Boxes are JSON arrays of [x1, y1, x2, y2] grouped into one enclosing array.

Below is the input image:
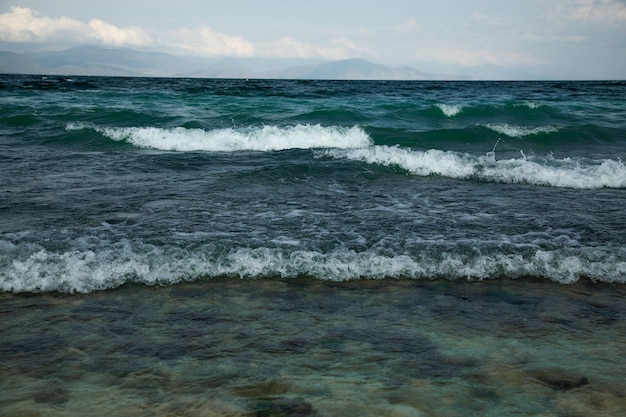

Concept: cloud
[[170, 26, 255, 57], [397, 18, 423, 34], [0, 6, 151, 47], [520, 34, 588, 43], [0, 6, 82, 42], [0, 6, 354, 60], [260, 36, 326, 58], [86, 19, 151, 47], [545, 0, 626, 23], [330, 37, 376, 57], [413, 41, 550, 67], [254, 36, 371, 60]]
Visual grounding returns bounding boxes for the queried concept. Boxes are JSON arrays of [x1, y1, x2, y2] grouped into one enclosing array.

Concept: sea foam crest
[[436, 104, 463, 117], [484, 123, 559, 138], [66, 123, 372, 152], [324, 146, 626, 189], [518, 101, 543, 109], [2, 239, 625, 293]]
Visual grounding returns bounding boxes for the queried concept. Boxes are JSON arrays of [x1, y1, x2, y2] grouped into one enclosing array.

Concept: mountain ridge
[[0, 46, 458, 80]]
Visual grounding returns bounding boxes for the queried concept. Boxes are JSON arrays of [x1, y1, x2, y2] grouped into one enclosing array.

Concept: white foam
[[326, 146, 476, 178], [2, 239, 625, 293], [323, 146, 626, 189], [518, 101, 543, 109], [436, 104, 463, 117], [484, 123, 559, 137], [66, 123, 372, 152]]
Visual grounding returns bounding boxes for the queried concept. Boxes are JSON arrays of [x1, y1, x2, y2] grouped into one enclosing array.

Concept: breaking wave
[[66, 123, 372, 152], [484, 123, 560, 138], [2, 239, 624, 293], [323, 146, 626, 189]]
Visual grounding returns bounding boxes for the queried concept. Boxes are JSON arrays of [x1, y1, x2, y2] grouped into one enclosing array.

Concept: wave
[[66, 123, 373, 152], [2, 239, 624, 293], [484, 123, 560, 138], [322, 146, 626, 189], [64, 122, 624, 189], [435, 104, 463, 117], [515, 101, 544, 109]]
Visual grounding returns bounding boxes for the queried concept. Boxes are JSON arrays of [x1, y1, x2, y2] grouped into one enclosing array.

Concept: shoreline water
[[2, 277, 625, 416]]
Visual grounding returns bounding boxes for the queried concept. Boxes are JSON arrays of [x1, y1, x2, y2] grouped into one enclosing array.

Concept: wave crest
[[323, 146, 626, 189], [436, 104, 463, 117], [66, 123, 373, 152], [485, 123, 560, 138], [2, 240, 624, 293]]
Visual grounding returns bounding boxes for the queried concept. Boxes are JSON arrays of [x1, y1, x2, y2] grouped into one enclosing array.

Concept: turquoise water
[[1, 75, 625, 415], [2, 280, 626, 416]]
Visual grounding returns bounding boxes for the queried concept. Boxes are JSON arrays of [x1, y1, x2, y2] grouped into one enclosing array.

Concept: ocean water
[[1, 75, 626, 416]]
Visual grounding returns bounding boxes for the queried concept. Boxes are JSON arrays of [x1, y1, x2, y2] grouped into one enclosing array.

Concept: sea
[[1, 74, 625, 416]]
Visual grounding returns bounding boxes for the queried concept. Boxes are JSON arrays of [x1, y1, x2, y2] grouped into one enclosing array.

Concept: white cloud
[[469, 11, 488, 21], [520, 34, 588, 43], [254, 36, 371, 60], [0, 6, 151, 47], [87, 19, 151, 47], [413, 41, 550, 67], [545, 0, 626, 23], [397, 18, 423, 34], [0, 6, 81, 42], [258, 36, 310, 58], [0, 6, 354, 60], [330, 37, 376, 57], [170, 26, 255, 57]]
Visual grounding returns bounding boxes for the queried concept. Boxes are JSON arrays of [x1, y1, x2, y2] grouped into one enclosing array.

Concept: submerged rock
[[32, 385, 70, 405], [532, 369, 589, 391], [248, 397, 317, 417]]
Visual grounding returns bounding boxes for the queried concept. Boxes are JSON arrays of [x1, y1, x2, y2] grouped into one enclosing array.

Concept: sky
[[0, 0, 625, 79]]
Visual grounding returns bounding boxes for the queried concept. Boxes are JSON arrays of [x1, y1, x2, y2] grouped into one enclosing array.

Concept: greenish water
[[2, 76, 626, 293], [2, 279, 625, 416], [2, 75, 626, 416]]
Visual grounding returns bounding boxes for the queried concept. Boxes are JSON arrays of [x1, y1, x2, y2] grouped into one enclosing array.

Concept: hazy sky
[[1, 0, 625, 79]]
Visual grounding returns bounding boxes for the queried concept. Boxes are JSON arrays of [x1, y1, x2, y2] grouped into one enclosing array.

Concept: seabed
[[1, 278, 625, 416]]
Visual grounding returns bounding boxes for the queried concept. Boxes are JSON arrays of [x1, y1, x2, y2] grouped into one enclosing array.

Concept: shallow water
[[2, 278, 625, 416]]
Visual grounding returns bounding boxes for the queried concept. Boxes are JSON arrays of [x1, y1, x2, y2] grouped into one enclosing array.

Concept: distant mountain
[[0, 51, 47, 74], [0, 45, 446, 80], [23, 46, 203, 77], [274, 58, 433, 80]]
